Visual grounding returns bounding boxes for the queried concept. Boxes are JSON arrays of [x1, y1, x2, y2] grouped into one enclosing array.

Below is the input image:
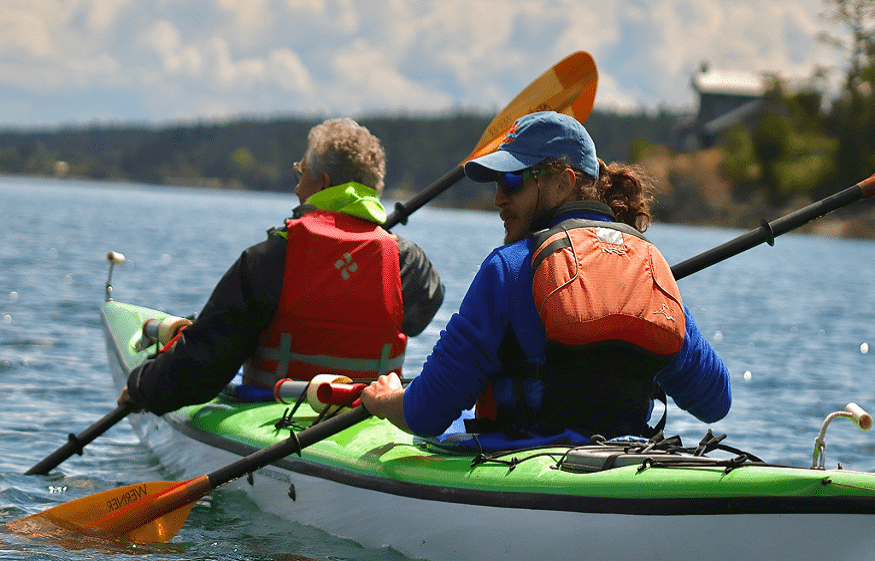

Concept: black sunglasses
[[495, 170, 528, 196], [495, 166, 560, 196]]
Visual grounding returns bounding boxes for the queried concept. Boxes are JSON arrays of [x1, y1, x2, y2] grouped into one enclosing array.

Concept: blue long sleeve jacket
[[403, 209, 731, 437]]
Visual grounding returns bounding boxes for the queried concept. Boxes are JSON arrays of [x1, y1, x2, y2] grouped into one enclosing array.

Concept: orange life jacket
[[474, 217, 684, 438], [531, 218, 685, 354], [244, 209, 406, 387]]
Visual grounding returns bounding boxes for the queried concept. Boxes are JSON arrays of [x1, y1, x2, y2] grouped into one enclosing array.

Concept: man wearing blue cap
[[363, 111, 731, 443]]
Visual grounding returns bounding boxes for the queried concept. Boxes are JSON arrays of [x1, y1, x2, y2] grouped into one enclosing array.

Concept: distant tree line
[[0, 111, 681, 207]]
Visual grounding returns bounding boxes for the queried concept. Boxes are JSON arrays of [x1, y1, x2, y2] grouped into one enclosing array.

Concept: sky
[[0, 0, 855, 130]]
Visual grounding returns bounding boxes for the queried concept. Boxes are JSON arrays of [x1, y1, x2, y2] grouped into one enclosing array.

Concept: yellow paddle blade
[[5, 475, 212, 544], [468, 51, 598, 162]]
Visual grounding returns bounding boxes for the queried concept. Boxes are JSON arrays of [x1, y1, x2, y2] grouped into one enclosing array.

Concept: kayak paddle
[[7, 405, 371, 543], [385, 50, 598, 229], [24, 402, 137, 476], [671, 172, 875, 280]]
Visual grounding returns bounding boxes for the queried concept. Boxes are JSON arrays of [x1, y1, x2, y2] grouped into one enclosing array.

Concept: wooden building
[[676, 62, 767, 150]]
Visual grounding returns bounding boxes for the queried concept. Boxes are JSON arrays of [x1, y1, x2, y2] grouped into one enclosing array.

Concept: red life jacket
[[244, 209, 406, 387]]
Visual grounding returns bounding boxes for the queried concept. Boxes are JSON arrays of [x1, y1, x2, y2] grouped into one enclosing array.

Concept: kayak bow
[[62, 299, 875, 561]]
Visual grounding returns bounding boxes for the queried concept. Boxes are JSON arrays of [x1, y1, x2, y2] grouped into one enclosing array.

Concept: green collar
[[305, 182, 387, 224]]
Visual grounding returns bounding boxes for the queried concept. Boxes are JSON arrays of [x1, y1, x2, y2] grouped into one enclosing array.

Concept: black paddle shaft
[[671, 179, 873, 281], [207, 405, 371, 490], [26, 401, 137, 475], [385, 166, 466, 230]]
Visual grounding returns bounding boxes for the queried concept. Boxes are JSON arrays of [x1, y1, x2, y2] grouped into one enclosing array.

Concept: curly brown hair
[[543, 158, 655, 232], [305, 118, 386, 192]]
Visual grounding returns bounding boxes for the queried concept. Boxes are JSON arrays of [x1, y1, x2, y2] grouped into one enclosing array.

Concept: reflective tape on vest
[[257, 336, 403, 375], [245, 340, 404, 387]]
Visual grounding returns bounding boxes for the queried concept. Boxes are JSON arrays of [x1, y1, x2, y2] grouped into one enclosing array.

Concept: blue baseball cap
[[464, 111, 599, 182]]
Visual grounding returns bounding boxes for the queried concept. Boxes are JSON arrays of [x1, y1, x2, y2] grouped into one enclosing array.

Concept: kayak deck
[[102, 299, 875, 512], [164, 396, 875, 513]]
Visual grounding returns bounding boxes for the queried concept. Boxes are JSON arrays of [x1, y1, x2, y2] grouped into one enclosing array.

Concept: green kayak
[[97, 298, 875, 561]]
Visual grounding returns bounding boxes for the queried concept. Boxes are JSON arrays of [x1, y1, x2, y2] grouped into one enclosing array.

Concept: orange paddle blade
[[6, 476, 212, 544], [468, 51, 598, 162]]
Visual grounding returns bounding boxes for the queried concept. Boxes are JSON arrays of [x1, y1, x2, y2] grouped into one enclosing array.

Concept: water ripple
[[4, 177, 875, 559]]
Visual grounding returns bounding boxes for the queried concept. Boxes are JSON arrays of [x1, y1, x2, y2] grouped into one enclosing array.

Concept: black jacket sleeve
[[127, 234, 286, 415], [396, 234, 445, 336]]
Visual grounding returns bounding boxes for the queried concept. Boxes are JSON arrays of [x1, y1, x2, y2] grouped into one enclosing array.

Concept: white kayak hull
[[102, 301, 875, 561]]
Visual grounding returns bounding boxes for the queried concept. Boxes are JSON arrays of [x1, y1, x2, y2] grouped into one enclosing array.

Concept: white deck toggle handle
[[105, 251, 126, 301], [845, 402, 873, 431], [812, 402, 873, 469], [306, 374, 353, 413]]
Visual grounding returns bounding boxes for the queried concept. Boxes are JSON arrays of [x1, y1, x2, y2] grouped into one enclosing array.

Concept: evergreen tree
[[821, 0, 875, 188]]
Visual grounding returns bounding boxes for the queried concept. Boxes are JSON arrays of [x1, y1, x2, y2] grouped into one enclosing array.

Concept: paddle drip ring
[[288, 430, 303, 457], [67, 433, 85, 456], [759, 219, 776, 246]]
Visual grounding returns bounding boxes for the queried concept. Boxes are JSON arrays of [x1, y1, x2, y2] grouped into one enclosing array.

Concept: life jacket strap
[[246, 335, 403, 387]]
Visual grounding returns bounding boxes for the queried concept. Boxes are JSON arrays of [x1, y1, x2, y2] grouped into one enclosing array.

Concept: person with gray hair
[[303, 117, 386, 192], [118, 118, 444, 415]]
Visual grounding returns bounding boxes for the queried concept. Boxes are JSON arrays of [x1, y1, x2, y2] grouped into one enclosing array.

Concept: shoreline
[[5, 171, 874, 239]]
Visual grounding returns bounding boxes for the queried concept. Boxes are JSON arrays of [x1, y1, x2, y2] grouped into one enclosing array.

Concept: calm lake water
[[2, 175, 875, 560]]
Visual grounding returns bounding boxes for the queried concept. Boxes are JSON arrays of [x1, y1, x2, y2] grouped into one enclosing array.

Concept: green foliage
[[753, 111, 792, 202], [753, 111, 791, 166], [0, 146, 23, 172], [721, 87, 839, 204], [720, 124, 759, 186], [230, 147, 255, 171], [772, 151, 838, 198], [714, 1, 875, 202], [827, 77, 875, 191], [629, 139, 657, 163], [820, 0, 875, 192], [785, 89, 827, 131], [585, 110, 679, 164]]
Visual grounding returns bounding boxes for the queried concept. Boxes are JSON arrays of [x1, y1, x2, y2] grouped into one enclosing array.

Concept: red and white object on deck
[[274, 374, 366, 413]]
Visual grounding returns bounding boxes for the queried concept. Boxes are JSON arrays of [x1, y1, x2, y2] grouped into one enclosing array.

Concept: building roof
[[692, 66, 766, 97]]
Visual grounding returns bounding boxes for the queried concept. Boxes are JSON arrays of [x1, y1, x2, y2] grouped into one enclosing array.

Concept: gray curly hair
[[305, 118, 386, 193]]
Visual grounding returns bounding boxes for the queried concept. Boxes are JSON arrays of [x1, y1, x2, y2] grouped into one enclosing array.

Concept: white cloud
[[216, 0, 271, 31], [329, 39, 454, 112], [208, 36, 266, 87], [139, 20, 207, 83], [552, 3, 620, 60], [595, 73, 652, 115], [0, 0, 855, 127], [68, 52, 123, 86], [269, 49, 313, 94], [89, 0, 131, 31], [0, 1, 58, 57], [283, 0, 326, 10]]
